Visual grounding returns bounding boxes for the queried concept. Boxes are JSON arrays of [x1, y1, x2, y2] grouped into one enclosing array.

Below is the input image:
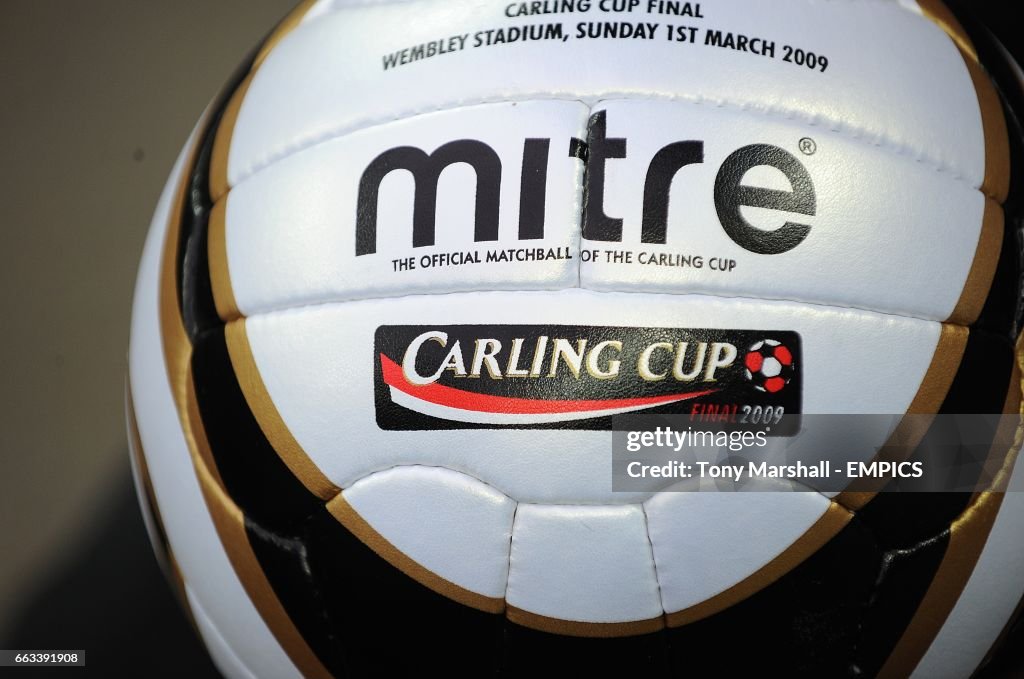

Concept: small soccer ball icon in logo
[[744, 339, 795, 394]]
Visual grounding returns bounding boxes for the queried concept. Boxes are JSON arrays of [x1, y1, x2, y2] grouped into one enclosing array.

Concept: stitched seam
[[327, 461, 840, 508], [639, 501, 669, 619], [504, 501, 519, 603], [228, 287, 961, 329]]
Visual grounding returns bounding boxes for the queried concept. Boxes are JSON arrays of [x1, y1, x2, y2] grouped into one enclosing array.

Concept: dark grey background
[[0, 0, 294, 665]]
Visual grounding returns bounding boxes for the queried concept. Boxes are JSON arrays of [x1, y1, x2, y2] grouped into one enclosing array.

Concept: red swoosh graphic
[[381, 354, 717, 415]]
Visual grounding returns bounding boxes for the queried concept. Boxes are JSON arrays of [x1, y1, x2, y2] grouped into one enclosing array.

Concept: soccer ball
[[744, 339, 796, 394], [128, 0, 1024, 676]]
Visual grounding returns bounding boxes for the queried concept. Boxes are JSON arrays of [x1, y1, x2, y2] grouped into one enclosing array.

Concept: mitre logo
[[374, 325, 802, 430], [355, 109, 816, 258]]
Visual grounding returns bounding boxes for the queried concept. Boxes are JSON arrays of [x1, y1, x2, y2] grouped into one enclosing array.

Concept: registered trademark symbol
[[798, 137, 817, 155]]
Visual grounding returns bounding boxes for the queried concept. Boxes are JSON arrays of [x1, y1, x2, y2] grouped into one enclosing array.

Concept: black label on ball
[[374, 325, 802, 430]]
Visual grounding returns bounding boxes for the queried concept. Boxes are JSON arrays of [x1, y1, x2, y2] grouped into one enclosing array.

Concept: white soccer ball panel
[[761, 357, 783, 378]]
